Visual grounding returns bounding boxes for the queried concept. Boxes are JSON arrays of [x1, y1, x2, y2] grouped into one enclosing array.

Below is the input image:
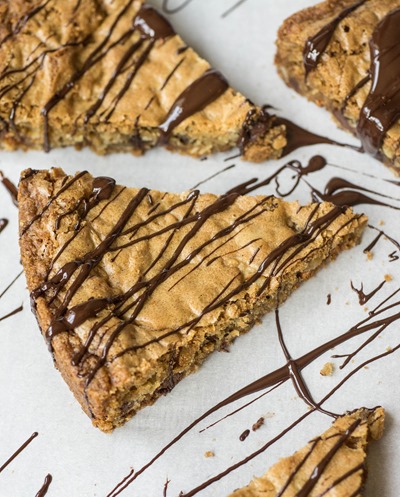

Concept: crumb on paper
[[252, 417, 265, 432], [320, 362, 334, 376], [264, 412, 275, 419], [346, 300, 350, 305], [204, 451, 214, 458], [364, 366, 369, 370], [379, 220, 385, 226], [365, 250, 373, 260], [384, 274, 392, 282], [387, 346, 392, 352], [364, 307, 368, 312]]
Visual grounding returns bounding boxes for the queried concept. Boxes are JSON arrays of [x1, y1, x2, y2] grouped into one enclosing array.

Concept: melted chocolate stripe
[[0, 432, 38, 474], [35, 474, 52, 497], [303, 0, 368, 77], [0, 171, 18, 206], [162, 0, 194, 15], [0, 304, 23, 323], [350, 279, 386, 305], [0, 218, 8, 233], [276, 309, 335, 418], [0, 271, 23, 300], [158, 69, 229, 144]]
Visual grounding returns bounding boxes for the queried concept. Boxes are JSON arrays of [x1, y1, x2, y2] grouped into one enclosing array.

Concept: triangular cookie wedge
[[228, 407, 385, 497], [275, 0, 400, 173], [19, 168, 366, 431], [0, 0, 285, 162]]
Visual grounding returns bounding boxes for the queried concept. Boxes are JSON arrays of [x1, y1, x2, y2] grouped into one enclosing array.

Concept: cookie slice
[[0, 0, 285, 161], [19, 168, 366, 431], [276, 0, 400, 173], [228, 407, 384, 497]]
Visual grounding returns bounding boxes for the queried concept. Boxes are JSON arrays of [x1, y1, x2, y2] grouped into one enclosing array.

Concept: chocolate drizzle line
[[350, 279, 386, 305], [275, 309, 336, 418], [0, 432, 38, 474], [0, 171, 18, 206], [239, 107, 357, 159], [0, 218, 8, 233], [162, 0, 194, 15], [364, 224, 400, 261], [107, 284, 399, 496], [221, 0, 249, 19], [310, 177, 400, 209], [158, 69, 229, 144], [0, 304, 23, 323], [0, 271, 23, 300], [35, 474, 52, 497], [303, 0, 368, 77]]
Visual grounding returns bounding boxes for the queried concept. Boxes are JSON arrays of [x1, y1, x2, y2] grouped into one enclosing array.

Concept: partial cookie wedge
[[228, 407, 385, 497], [0, 0, 286, 161], [19, 168, 366, 431], [276, 0, 400, 173]]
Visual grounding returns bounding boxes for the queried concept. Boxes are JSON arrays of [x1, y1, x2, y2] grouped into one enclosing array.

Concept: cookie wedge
[[19, 168, 367, 431], [276, 0, 400, 173], [0, 0, 286, 161], [228, 407, 384, 497]]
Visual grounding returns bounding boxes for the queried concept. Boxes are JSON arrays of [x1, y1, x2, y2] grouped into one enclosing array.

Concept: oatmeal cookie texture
[[0, 0, 286, 161], [19, 168, 366, 431], [276, 0, 400, 173], [228, 407, 384, 497]]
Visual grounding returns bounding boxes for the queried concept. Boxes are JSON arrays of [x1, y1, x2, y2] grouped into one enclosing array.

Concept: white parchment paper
[[0, 1, 399, 496]]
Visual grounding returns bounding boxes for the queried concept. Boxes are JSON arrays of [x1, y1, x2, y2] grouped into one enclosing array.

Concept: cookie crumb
[[204, 451, 214, 458], [379, 220, 385, 226], [384, 274, 392, 282], [386, 346, 392, 352], [320, 362, 334, 376], [252, 417, 265, 432], [365, 251, 373, 260]]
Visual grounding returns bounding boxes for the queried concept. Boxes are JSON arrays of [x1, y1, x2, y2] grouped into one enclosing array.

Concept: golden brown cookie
[[19, 168, 366, 431], [228, 407, 385, 497]]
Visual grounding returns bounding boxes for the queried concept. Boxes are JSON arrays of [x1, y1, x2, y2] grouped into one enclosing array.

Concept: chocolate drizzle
[[0, 432, 38, 474], [311, 177, 400, 209], [303, 0, 368, 77], [135, 5, 175, 39], [162, 0, 194, 15], [0, 304, 23, 323], [351, 279, 386, 305], [357, 8, 400, 155], [0, 218, 8, 233], [158, 69, 229, 144], [238, 108, 353, 159], [0, 171, 18, 206], [35, 474, 53, 497]]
